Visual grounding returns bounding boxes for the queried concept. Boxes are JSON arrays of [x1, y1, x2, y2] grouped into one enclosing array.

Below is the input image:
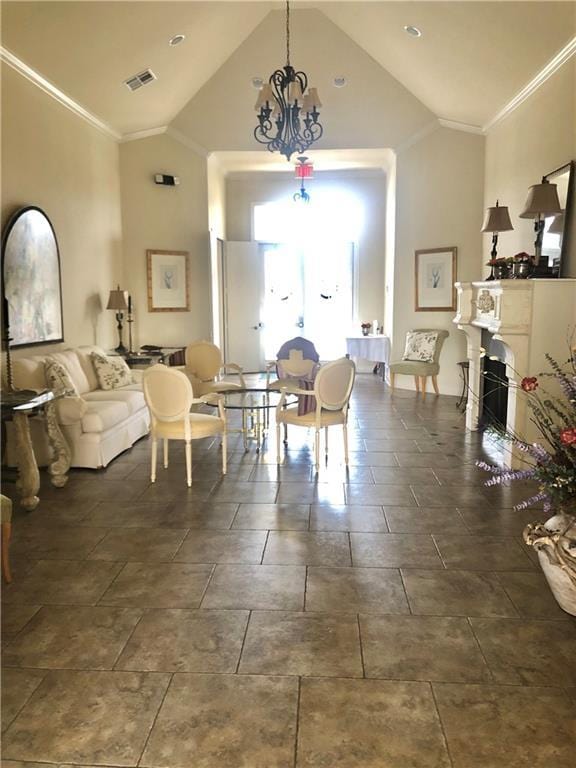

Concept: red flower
[[521, 377, 539, 392], [560, 428, 576, 446]]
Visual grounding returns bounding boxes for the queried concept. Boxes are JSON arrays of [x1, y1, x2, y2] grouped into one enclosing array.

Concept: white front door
[[223, 241, 265, 372]]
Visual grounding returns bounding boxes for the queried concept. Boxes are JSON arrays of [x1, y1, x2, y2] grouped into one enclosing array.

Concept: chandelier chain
[[286, 0, 290, 65]]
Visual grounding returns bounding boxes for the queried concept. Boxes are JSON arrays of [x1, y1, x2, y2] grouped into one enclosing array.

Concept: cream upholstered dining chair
[[389, 329, 449, 397], [143, 365, 226, 487], [275, 357, 356, 471], [179, 341, 245, 396], [266, 337, 320, 389]]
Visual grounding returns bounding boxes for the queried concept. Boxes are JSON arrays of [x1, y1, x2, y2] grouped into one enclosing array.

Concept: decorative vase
[[512, 260, 532, 279], [493, 263, 509, 280], [523, 513, 576, 615]]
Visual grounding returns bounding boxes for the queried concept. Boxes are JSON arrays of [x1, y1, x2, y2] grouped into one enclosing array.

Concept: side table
[[2, 390, 71, 510]]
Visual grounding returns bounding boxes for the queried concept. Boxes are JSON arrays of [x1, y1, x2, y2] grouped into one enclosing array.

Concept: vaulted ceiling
[[2, 1, 575, 149]]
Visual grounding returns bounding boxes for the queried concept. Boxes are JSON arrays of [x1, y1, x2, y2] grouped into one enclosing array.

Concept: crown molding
[[394, 119, 440, 155], [120, 126, 169, 143], [484, 35, 576, 132], [438, 118, 484, 135], [166, 127, 209, 157], [1, 46, 121, 141]]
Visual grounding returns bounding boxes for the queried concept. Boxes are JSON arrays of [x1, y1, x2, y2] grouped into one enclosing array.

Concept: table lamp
[[519, 179, 562, 276], [481, 201, 514, 280], [106, 286, 129, 353]]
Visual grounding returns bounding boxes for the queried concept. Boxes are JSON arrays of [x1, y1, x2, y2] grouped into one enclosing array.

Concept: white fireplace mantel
[[454, 279, 576, 467]]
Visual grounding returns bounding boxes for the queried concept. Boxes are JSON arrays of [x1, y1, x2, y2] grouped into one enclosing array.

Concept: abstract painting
[[414, 247, 457, 312], [2, 206, 64, 347]]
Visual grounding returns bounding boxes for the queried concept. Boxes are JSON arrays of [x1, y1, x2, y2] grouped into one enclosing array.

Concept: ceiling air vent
[[124, 69, 157, 92]]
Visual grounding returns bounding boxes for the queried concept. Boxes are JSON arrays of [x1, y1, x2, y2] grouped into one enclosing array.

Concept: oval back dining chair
[[143, 364, 226, 487], [275, 357, 356, 470]]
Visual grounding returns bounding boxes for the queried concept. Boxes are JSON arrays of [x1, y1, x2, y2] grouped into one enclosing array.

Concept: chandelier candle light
[[254, 1, 323, 161]]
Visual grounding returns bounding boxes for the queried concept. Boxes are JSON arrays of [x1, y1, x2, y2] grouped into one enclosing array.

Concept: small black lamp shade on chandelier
[[254, 1, 323, 161], [107, 286, 129, 354], [519, 179, 562, 274], [481, 200, 513, 262]]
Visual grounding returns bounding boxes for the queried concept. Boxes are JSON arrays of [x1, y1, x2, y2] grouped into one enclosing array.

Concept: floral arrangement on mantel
[[477, 352, 576, 613], [360, 322, 372, 336]]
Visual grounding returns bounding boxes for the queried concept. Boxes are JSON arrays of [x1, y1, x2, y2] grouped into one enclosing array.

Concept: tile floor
[[2, 374, 575, 767]]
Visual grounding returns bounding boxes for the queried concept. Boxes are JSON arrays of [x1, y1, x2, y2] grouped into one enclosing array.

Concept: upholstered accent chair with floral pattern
[[389, 329, 449, 397]]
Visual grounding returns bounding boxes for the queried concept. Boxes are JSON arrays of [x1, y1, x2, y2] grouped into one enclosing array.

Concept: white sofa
[[7, 346, 150, 469]]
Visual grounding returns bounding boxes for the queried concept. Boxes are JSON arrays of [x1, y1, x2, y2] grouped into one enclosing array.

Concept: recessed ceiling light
[[251, 77, 264, 90], [333, 77, 347, 88], [404, 25, 422, 38], [169, 34, 186, 47]]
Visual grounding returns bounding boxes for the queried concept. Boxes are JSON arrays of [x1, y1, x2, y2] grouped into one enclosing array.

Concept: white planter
[[523, 514, 576, 616]]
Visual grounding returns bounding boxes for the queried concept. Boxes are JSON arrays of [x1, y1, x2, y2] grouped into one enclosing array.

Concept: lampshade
[[287, 80, 303, 104], [254, 83, 274, 111], [306, 87, 322, 109], [547, 211, 565, 235], [481, 202, 513, 233], [106, 287, 128, 311], [519, 181, 562, 219]]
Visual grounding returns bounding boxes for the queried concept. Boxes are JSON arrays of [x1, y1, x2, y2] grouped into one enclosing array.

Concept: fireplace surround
[[454, 279, 576, 467]]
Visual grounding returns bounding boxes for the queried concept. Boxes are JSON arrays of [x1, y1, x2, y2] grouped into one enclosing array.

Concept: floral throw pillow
[[44, 358, 78, 397], [402, 331, 439, 363], [91, 352, 133, 390]]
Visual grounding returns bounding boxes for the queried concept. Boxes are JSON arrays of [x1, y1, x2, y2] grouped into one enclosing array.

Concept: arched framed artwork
[[1, 206, 64, 347]]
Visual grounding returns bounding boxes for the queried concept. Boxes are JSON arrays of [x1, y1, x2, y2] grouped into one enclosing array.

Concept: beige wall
[[394, 126, 486, 395], [207, 155, 227, 346], [1, 64, 123, 355], [225, 171, 387, 329], [484, 61, 576, 276], [119, 133, 211, 348]]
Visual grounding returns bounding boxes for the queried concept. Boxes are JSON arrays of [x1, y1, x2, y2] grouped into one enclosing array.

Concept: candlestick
[[128, 294, 132, 314]]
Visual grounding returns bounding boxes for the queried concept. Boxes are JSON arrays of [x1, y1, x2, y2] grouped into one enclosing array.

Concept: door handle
[[297, 320, 304, 328], [252, 322, 264, 330]]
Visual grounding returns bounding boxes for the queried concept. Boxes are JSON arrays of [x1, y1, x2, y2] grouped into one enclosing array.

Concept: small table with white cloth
[[345, 335, 391, 381]]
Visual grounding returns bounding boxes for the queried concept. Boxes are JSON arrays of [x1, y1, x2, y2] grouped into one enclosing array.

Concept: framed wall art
[[2, 206, 64, 347], [147, 250, 190, 312], [414, 247, 457, 312]]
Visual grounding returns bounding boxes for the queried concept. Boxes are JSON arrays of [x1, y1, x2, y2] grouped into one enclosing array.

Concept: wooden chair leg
[[325, 426, 329, 457], [151, 438, 157, 483], [314, 429, 320, 472], [276, 423, 281, 464], [432, 375, 439, 395], [390, 372, 396, 391], [421, 377, 427, 398], [163, 439, 169, 469], [185, 441, 192, 487], [1, 521, 12, 584], [343, 424, 349, 465], [414, 376, 420, 393], [222, 431, 227, 475]]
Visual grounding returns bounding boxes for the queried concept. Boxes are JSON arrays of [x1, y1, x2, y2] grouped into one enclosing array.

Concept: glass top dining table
[[204, 387, 298, 451]]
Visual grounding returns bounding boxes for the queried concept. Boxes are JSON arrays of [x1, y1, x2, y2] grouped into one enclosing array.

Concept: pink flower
[[521, 377, 539, 392], [560, 428, 576, 446]]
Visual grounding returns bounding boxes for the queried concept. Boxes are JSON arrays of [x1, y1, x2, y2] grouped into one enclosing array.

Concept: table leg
[[12, 413, 40, 511], [45, 402, 71, 487]]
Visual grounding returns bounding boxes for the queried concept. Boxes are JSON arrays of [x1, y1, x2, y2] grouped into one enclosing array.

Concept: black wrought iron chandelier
[[254, 1, 323, 161]]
